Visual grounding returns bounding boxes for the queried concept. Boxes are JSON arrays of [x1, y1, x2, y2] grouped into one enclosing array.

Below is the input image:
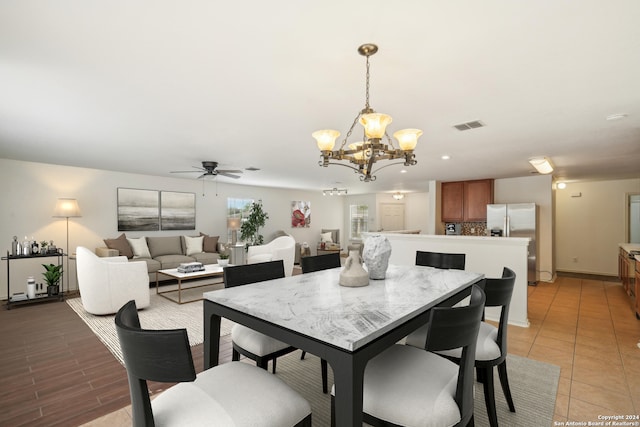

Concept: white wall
[[0, 158, 343, 299], [555, 178, 640, 275], [493, 175, 554, 282]]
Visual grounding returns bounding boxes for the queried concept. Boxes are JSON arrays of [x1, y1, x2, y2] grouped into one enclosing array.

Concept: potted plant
[[240, 201, 269, 250], [218, 252, 230, 267], [42, 263, 62, 295]]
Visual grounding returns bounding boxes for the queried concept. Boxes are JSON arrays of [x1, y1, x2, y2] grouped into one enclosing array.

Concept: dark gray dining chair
[[115, 300, 312, 427], [436, 267, 517, 427], [331, 285, 486, 427], [300, 251, 341, 273], [416, 250, 466, 270], [223, 260, 296, 373]]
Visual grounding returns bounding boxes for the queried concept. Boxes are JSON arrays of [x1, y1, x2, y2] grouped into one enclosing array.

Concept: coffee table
[[156, 264, 229, 304]]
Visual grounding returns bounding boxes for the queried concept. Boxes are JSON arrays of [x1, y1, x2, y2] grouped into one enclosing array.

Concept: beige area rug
[[273, 351, 559, 427], [66, 283, 234, 365]]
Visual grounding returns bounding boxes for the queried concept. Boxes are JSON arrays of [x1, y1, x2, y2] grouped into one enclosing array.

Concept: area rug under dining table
[[69, 286, 559, 426]]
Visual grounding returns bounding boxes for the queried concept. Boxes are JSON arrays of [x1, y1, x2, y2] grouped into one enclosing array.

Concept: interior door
[[380, 203, 405, 231]]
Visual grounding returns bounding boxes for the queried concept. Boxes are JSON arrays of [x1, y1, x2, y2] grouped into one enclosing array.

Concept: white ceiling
[[1, 1, 639, 195]]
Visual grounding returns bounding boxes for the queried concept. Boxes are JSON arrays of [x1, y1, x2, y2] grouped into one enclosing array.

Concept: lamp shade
[[227, 217, 241, 230], [312, 129, 340, 151], [359, 113, 392, 139], [53, 198, 81, 218], [393, 128, 423, 150]]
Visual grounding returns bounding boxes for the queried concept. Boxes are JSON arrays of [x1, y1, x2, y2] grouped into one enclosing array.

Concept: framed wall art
[[161, 191, 196, 230], [117, 188, 160, 231], [291, 201, 311, 228]]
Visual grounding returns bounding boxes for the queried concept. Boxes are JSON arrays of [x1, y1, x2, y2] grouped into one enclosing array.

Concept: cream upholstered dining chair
[[76, 246, 149, 315], [115, 300, 312, 427], [246, 235, 296, 276], [331, 285, 486, 427]]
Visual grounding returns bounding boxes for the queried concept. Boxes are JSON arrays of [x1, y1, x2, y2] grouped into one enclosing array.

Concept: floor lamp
[[53, 198, 82, 293]]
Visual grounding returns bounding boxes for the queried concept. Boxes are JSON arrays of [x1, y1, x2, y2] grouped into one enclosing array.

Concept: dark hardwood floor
[[0, 297, 232, 427]]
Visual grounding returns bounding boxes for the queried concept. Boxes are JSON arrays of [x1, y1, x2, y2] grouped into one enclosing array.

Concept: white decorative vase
[[218, 259, 229, 267], [339, 250, 369, 287], [27, 282, 36, 299], [362, 235, 392, 279]]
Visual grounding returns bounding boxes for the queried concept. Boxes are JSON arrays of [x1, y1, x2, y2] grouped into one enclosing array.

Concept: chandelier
[[313, 43, 422, 182]]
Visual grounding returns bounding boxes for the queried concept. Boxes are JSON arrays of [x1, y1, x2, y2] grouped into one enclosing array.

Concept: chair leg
[[330, 395, 336, 427], [272, 357, 277, 374], [232, 348, 240, 362], [321, 358, 328, 394], [481, 366, 499, 427], [257, 356, 269, 371], [498, 360, 516, 412], [300, 350, 306, 360]]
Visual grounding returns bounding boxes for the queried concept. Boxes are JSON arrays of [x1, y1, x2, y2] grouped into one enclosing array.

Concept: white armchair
[[246, 235, 296, 276], [76, 246, 150, 315]]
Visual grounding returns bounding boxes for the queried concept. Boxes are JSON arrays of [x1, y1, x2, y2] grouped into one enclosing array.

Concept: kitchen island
[[364, 233, 531, 327]]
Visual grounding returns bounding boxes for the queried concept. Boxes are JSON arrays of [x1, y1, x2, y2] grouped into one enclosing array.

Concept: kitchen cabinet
[[441, 179, 494, 222], [635, 257, 640, 319], [618, 245, 640, 319]]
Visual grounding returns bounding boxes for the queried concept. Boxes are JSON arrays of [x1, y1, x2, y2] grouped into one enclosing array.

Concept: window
[[227, 198, 254, 242], [350, 205, 369, 240]]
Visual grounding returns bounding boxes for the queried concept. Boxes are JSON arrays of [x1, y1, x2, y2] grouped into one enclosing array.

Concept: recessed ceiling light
[[606, 113, 628, 121], [557, 182, 567, 189], [441, 155, 450, 160], [400, 169, 407, 174]]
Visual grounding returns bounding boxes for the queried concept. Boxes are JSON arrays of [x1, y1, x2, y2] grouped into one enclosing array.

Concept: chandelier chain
[[365, 55, 371, 110]]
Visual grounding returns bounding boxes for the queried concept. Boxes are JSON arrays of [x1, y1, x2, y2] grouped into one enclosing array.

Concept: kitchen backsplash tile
[[460, 222, 487, 236]]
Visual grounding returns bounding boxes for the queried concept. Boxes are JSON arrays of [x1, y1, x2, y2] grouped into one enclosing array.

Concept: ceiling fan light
[[360, 113, 392, 139], [313, 130, 340, 151], [529, 157, 554, 174], [393, 128, 422, 150]]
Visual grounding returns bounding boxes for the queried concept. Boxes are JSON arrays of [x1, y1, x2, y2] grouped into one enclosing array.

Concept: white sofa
[[76, 246, 150, 315], [246, 235, 296, 276]]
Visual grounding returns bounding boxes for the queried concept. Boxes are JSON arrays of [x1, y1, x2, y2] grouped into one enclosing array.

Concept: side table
[[230, 244, 245, 265]]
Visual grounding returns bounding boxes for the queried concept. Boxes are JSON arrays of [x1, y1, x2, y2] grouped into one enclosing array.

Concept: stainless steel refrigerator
[[487, 203, 537, 285]]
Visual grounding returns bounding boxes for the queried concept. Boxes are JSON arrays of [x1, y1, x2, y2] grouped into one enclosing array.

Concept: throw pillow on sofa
[[127, 237, 151, 259], [184, 235, 204, 256], [199, 233, 220, 253], [103, 233, 134, 259]]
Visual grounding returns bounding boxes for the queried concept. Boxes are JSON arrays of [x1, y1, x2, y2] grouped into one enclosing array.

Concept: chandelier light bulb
[[360, 113, 392, 139], [312, 130, 340, 151], [393, 129, 422, 151]]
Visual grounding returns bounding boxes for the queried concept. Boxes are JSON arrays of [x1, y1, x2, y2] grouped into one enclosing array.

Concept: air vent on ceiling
[[245, 167, 261, 171], [453, 120, 485, 131]]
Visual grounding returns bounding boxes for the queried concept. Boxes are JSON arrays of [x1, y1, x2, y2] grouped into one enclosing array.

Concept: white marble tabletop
[[203, 264, 482, 351]]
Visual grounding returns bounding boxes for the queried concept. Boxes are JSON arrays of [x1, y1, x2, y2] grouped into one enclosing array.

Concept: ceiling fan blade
[[217, 169, 243, 174], [218, 172, 241, 179], [171, 170, 200, 174]]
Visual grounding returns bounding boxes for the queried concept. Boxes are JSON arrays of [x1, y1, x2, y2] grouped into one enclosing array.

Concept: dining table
[[203, 264, 483, 426]]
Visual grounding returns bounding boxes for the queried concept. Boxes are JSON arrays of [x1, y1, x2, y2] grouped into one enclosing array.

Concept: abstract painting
[[117, 188, 160, 231], [291, 201, 311, 228], [161, 191, 196, 230]]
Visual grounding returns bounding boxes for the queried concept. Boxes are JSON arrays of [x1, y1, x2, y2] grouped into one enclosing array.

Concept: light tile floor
[[83, 275, 640, 426]]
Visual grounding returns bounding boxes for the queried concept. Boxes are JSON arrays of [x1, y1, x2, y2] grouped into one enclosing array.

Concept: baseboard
[[556, 270, 619, 282]]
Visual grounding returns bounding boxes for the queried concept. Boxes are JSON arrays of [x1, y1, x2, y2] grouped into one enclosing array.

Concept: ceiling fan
[[170, 161, 242, 180]]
